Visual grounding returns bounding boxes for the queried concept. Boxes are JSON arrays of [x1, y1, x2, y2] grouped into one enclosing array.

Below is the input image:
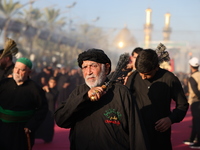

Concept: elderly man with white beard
[[0, 57, 48, 150], [54, 48, 149, 150]]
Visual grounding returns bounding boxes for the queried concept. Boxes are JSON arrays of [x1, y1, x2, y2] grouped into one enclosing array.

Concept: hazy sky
[[8, 0, 200, 72], [14, 0, 200, 49], [18, 0, 200, 31]]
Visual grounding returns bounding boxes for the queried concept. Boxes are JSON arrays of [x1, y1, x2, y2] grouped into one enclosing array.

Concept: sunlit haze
[[0, 0, 200, 73]]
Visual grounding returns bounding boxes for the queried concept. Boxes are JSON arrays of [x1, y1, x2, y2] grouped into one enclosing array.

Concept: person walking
[[183, 57, 200, 149], [54, 48, 149, 150], [125, 49, 189, 150]]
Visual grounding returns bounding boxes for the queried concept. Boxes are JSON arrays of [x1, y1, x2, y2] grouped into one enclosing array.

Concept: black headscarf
[[78, 48, 111, 74]]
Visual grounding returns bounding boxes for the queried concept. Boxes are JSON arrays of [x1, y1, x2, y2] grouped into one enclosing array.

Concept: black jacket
[[55, 82, 148, 150]]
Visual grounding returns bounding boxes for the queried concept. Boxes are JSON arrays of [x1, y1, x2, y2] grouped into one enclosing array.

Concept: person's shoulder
[[72, 83, 89, 92], [25, 79, 43, 89], [159, 69, 183, 83], [124, 70, 139, 87], [0, 78, 14, 89], [0, 77, 12, 83], [111, 83, 133, 100], [75, 83, 87, 89], [192, 71, 200, 76], [113, 82, 130, 91], [129, 70, 138, 77], [125, 70, 139, 82], [160, 68, 175, 77]]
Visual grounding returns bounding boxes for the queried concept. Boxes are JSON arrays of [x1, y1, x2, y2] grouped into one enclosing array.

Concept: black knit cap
[[78, 48, 111, 74]]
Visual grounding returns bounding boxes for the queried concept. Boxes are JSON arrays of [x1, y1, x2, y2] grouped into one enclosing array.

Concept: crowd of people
[[30, 65, 84, 106], [0, 44, 199, 150]]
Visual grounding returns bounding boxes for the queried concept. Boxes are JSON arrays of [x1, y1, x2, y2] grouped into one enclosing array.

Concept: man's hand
[[42, 85, 49, 92], [63, 83, 70, 88], [24, 128, 31, 134], [155, 117, 172, 132], [88, 86, 106, 101]]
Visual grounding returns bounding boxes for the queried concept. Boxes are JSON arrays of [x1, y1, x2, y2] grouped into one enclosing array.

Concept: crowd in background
[[30, 65, 85, 107], [30, 64, 191, 105], [0, 47, 197, 149]]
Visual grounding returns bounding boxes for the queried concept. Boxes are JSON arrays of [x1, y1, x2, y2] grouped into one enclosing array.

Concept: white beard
[[13, 73, 23, 83], [85, 64, 106, 88]]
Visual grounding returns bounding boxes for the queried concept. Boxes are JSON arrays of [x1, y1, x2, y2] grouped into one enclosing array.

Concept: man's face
[[13, 62, 31, 84], [81, 60, 107, 88], [139, 68, 158, 80]]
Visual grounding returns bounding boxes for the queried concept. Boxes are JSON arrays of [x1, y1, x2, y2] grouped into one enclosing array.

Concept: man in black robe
[[54, 48, 149, 150], [0, 57, 48, 150], [125, 49, 189, 150]]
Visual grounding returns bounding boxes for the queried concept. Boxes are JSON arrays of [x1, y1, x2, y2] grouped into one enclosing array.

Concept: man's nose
[[15, 69, 20, 74], [86, 67, 93, 75]]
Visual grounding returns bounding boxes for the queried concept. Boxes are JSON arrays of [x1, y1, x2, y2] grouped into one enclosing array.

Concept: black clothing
[[56, 73, 70, 105], [189, 101, 200, 144], [0, 63, 14, 80], [0, 78, 48, 150], [55, 82, 148, 150], [35, 87, 58, 142], [126, 68, 189, 150], [46, 87, 59, 114], [34, 110, 55, 143]]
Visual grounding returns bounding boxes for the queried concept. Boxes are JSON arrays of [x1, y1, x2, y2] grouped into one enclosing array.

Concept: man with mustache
[[55, 48, 149, 150], [0, 57, 48, 150]]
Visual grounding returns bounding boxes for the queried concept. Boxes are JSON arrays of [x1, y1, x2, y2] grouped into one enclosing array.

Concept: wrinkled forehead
[[82, 60, 101, 67], [15, 61, 28, 69]]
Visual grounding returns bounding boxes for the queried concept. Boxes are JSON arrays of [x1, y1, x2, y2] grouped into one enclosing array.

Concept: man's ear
[[105, 63, 110, 75]]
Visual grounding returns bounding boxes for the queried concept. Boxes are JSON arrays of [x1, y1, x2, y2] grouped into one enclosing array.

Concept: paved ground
[[33, 103, 193, 150]]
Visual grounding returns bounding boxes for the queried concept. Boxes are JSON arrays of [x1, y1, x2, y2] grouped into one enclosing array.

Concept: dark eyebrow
[[82, 63, 98, 68]]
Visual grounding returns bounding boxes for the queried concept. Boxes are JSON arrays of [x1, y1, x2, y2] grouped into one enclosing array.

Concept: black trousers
[[190, 101, 200, 144]]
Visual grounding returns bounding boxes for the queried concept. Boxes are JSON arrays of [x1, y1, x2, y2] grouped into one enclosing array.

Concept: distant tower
[[144, 8, 153, 48], [163, 13, 172, 41]]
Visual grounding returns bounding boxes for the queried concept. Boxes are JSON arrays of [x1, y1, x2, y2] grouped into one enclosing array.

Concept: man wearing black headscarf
[[54, 48, 149, 150]]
